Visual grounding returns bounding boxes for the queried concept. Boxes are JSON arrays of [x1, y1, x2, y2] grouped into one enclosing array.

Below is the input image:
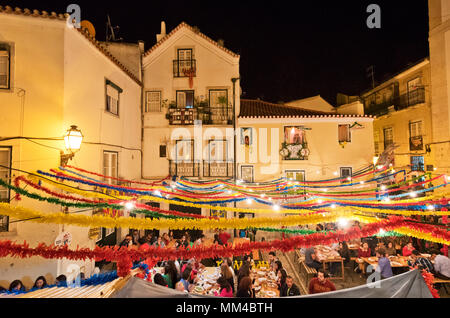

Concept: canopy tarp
[[110, 269, 432, 298]]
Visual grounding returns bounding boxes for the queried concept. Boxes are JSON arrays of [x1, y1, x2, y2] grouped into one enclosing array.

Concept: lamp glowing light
[[409, 192, 417, 198], [124, 201, 135, 210], [64, 125, 83, 152], [246, 198, 253, 205], [337, 218, 349, 228], [273, 204, 280, 211]]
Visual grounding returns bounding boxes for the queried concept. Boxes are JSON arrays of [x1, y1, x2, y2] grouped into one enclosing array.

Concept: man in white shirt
[[431, 252, 450, 279]]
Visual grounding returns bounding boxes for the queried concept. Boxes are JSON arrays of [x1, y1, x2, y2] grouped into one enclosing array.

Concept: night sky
[[2, 0, 430, 105]]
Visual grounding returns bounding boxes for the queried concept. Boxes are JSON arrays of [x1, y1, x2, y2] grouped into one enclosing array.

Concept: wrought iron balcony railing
[[168, 107, 233, 125], [203, 161, 234, 177], [169, 160, 200, 177], [173, 59, 196, 78], [365, 88, 426, 116]]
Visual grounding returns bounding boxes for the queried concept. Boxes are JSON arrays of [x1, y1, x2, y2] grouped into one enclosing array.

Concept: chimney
[[156, 21, 166, 42], [138, 40, 145, 53]]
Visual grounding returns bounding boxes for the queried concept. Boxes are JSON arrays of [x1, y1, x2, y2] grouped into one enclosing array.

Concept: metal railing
[[203, 161, 234, 177], [168, 107, 233, 125], [365, 88, 426, 116], [173, 59, 196, 77], [169, 160, 200, 177]]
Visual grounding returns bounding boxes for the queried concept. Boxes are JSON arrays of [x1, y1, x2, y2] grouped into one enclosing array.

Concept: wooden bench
[[299, 261, 317, 284], [433, 278, 450, 294]]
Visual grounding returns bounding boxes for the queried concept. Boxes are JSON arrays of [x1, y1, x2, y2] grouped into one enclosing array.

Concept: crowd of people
[[0, 274, 69, 294]]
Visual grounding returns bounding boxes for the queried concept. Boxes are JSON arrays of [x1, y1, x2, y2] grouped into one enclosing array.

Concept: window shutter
[[338, 125, 350, 142], [0, 51, 9, 88], [177, 91, 186, 108], [146, 91, 161, 112]]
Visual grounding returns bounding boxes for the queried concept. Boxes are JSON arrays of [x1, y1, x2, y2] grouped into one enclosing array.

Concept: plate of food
[[368, 257, 378, 262], [258, 277, 267, 283], [260, 267, 267, 270], [421, 253, 431, 258], [193, 286, 204, 293], [257, 271, 266, 276], [203, 283, 212, 290], [391, 261, 403, 266], [265, 291, 276, 298], [254, 286, 262, 291]]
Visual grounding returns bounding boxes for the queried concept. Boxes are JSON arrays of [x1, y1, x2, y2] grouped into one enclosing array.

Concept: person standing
[[375, 248, 393, 279]]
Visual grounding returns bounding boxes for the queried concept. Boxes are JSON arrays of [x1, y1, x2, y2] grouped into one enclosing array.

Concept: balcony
[[365, 88, 426, 116], [410, 136, 423, 151], [169, 160, 200, 177], [168, 107, 233, 125], [203, 161, 234, 177], [173, 59, 196, 78], [279, 142, 310, 161]]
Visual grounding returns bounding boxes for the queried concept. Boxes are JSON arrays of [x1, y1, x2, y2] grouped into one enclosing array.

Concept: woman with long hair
[[8, 280, 25, 293], [214, 276, 233, 297], [220, 262, 235, 292], [32, 276, 48, 290], [236, 276, 255, 298]]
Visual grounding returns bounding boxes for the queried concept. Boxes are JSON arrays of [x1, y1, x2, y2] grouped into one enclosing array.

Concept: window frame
[[240, 165, 254, 183], [145, 90, 162, 113], [0, 146, 12, 232], [383, 127, 393, 149], [159, 145, 167, 158], [105, 79, 122, 116], [410, 156, 425, 172], [340, 167, 352, 184], [175, 139, 195, 163], [338, 124, 351, 143], [176, 90, 195, 108], [284, 170, 306, 182], [103, 150, 119, 185], [0, 48, 10, 89]]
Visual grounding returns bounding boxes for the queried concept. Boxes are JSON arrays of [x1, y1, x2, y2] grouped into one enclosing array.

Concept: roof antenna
[[106, 14, 123, 43]]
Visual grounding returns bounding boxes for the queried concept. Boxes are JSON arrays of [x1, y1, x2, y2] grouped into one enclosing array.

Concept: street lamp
[[60, 125, 83, 166]]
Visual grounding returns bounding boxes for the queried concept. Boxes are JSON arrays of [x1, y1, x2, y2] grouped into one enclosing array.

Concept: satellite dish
[[80, 20, 96, 38]]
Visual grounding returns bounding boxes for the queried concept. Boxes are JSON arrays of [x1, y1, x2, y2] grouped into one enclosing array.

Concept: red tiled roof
[[144, 22, 239, 58], [239, 99, 373, 118], [0, 5, 142, 86]]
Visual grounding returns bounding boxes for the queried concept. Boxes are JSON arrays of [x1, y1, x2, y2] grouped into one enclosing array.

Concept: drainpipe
[[231, 77, 240, 237], [138, 41, 145, 181]]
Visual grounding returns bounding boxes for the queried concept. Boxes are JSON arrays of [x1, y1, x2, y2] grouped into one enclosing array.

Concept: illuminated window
[[284, 126, 305, 144]]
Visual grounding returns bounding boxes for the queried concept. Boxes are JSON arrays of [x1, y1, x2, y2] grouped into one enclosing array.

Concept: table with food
[[251, 266, 280, 298], [191, 267, 222, 296], [315, 245, 345, 280], [361, 255, 409, 268]]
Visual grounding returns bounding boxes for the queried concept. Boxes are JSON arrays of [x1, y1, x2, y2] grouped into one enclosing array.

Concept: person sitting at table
[[194, 234, 205, 247], [179, 268, 192, 291], [281, 276, 301, 297], [430, 250, 450, 280], [408, 250, 434, 273], [162, 233, 170, 246], [402, 242, 415, 257], [338, 241, 351, 264], [214, 276, 234, 297], [305, 247, 322, 270], [220, 262, 235, 293], [175, 281, 188, 293], [273, 260, 283, 276], [236, 276, 256, 298], [277, 268, 287, 291], [213, 234, 222, 245], [375, 241, 386, 254], [153, 236, 166, 248], [308, 269, 336, 294], [385, 241, 397, 256], [153, 273, 168, 288], [268, 251, 278, 270], [355, 242, 372, 274], [237, 261, 251, 286], [375, 248, 393, 279]]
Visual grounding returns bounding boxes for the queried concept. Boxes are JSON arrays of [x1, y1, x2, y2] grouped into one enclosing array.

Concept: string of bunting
[[0, 215, 448, 277]]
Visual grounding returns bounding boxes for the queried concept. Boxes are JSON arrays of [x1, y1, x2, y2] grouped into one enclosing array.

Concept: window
[[284, 126, 305, 144], [409, 121, 423, 151], [175, 140, 194, 162], [105, 80, 122, 116], [407, 77, 422, 105], [159, 145, 167, 158], [145, 91, 161, 112], [241, 165, 254, 183], [338, 124, 351, 142], [103, 151, 118, 185], [0, 47, 10, 89], [374, 130, 380, 155], [0, 147, 11, 232], [174, 49, 195, 77], [176, 90, 194, 108], [410, 156, 424, 172], [208, 139, 227, 162], [285, 170, 305, 182], [383, 127, 393, 149], [340, 167, 352, 183]]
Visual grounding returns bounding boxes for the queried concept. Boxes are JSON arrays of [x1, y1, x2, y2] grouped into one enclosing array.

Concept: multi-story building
[[428, 0, 450, 178], [0, 6, 142, 286], [360, 58, 433, 176]]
